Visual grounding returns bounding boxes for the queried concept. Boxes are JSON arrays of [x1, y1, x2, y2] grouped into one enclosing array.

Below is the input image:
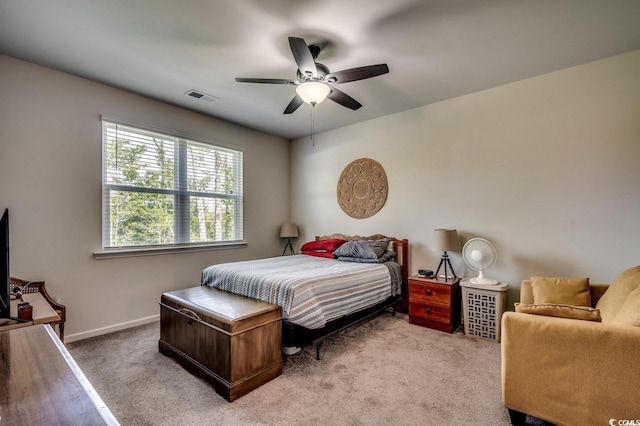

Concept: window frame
[[97, 116, 245, 258]]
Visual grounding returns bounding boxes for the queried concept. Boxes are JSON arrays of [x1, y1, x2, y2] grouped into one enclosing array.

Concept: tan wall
[[0, 54, 290, 341], [290, 50, 640, 309]]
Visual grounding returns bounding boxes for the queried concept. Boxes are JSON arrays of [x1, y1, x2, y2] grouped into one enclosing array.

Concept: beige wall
[[0, 55, 290, 341], [291, 50, 640, 309]]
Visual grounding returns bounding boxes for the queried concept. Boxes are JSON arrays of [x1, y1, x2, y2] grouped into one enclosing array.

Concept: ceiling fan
[[235, 37, 389, 114]]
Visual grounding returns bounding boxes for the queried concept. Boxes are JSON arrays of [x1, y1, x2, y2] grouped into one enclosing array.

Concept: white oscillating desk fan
[[462, 238, 498, 285]]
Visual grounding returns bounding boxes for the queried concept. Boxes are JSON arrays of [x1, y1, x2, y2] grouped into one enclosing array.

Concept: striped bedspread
[[201, 255, 398, 329]]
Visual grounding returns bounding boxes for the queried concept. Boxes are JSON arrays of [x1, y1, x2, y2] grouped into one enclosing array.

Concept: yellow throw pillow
[[611, 285, 640, 327], [530, 276, 591, 307], [596, 266, 640, 323], [515, 303, 601, 322]]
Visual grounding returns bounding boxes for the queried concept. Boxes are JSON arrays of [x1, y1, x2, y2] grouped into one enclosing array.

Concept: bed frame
[[282, 234, 409, 359]]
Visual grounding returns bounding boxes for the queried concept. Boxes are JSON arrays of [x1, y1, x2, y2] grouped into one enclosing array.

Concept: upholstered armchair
[[501, 266, 640, 426]]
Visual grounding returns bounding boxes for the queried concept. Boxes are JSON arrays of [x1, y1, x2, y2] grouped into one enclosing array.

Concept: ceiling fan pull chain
[[311, 105, 315, 147]]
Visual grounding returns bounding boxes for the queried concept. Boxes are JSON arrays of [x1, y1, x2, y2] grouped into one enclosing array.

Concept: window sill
[[93, 242, 247, 260]]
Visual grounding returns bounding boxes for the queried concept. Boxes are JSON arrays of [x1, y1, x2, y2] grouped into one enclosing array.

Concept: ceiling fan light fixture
[[235, 37, 388, 114], [296, 81, 330, 106]]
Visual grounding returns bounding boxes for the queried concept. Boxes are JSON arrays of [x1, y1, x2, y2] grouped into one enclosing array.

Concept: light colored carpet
[[67, 314, 513, 425]]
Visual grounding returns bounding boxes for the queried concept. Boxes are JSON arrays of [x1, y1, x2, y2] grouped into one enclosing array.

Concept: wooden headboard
[[316, 233, 409, 313]]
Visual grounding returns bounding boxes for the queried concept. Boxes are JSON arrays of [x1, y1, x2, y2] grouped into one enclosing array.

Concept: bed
[[201, 234, 409, 358]]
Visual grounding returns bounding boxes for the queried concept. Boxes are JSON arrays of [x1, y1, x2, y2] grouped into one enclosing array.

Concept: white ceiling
[[1, 0, 639, 140]]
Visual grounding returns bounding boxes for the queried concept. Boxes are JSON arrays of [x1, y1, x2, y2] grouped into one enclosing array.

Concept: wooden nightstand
[[408, 275, 461, 333]]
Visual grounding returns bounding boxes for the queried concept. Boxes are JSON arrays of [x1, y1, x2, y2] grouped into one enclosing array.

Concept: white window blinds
[[102, 120, 243, 249]]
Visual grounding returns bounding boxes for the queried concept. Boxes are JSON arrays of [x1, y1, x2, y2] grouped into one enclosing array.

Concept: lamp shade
[[280, 222, 299, 238], [432, 228, 461, 252], [295, 81, 330, 105]]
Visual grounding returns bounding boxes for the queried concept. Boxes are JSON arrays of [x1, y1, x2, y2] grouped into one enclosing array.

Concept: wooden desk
[[9, 277, 66, 341], [0, 293, 61, 332], [11, 292, 60, 324], [0, 324, 119, 425]]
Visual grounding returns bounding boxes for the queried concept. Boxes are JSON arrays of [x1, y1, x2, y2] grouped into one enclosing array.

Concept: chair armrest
[[501, 312, 640, 425]]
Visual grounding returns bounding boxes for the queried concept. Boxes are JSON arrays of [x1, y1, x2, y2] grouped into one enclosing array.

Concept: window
[[101, 120, 243, 250]]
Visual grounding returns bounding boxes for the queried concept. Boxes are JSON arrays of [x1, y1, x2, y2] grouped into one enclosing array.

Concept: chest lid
[[161, 286, 281, 334]]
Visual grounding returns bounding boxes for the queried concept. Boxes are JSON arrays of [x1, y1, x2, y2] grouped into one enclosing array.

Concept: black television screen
[[1, 208, 9, 318]]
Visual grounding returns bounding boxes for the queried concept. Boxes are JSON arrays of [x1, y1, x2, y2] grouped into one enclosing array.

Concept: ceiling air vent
[[185, 90, 219, 103]]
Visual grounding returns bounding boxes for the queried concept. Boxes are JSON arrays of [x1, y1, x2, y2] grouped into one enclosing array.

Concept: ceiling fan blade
[[235, 78, 299, 85], [283, 94, 304, 114], [327, 87, 362, 110], [325, 64, 389, 84], [288, 37, 317, 78]]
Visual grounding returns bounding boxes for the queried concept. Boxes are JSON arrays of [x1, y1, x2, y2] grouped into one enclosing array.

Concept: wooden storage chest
[[159, 286, 282, 402]]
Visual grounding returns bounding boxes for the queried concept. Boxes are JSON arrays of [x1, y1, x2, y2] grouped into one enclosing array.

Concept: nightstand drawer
[[409, 300, 451, 324], [408, 280, 452, 305]]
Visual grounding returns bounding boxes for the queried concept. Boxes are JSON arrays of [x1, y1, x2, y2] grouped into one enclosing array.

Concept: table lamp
[[280, 222, 298, 256], [432, 228, 461, 281]]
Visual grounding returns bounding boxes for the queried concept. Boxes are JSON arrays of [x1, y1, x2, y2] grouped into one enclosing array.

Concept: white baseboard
[[65, 314, 159, 343]]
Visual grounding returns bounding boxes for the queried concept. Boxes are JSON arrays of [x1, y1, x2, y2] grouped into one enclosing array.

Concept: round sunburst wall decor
[[337, 158, 388, 219]]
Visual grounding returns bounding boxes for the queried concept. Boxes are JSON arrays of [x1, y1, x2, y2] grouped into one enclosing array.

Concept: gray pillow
[[338, 251, 396, 263], [333, 239, 391, 259]]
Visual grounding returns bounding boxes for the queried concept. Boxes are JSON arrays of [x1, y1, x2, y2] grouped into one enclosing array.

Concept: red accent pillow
[[301, 250, 336, 259], [300, 239, 347, 252]]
